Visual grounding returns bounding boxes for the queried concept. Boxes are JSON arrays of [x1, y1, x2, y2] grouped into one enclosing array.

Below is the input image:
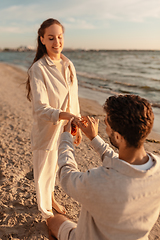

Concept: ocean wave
[[78, 82, 118, 95], [141, 86, 160, 92], [114, 81, 138, 88], [78, 82, 160, 109], [151, 103, 160, 108], [114, 81, 160, 92], [77, 71, 160, 94], [77, 71, 109, 82], [151, 78, 160, 82], [80, 74, 160, 93], [77, 71, 160, 84], [149, 66, 160, 70]]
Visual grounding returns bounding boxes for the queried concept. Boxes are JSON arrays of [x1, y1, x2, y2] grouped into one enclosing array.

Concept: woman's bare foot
[[52, 193, 66, 214], [47, 209, 53, 214], [52, 199, 66, 214]]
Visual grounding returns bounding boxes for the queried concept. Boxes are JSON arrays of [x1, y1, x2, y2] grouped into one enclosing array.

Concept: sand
[[0, 62, 160, 239]]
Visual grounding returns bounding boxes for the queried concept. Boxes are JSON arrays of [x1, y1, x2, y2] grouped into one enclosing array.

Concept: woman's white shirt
[[29, 54, 80, 151]]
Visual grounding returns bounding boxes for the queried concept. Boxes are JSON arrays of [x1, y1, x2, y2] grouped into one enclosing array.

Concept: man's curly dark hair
[[103, 94, 154, 148]]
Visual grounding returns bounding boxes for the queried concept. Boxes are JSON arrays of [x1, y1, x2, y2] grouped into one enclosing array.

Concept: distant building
[[2, 46, 35, 52]]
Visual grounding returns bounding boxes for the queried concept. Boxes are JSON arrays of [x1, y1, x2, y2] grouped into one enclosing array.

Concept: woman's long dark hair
[[26, 18, 70, 101]]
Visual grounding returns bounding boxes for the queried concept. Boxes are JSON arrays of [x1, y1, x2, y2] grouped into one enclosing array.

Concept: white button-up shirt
[[29, 54, 80, 151]]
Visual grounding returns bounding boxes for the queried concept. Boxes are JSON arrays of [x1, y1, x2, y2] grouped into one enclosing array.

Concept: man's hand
[[77, 116, 99, 140]]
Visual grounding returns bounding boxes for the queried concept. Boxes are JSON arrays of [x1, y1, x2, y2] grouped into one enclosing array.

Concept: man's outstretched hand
[[76, 116, 99, 141]]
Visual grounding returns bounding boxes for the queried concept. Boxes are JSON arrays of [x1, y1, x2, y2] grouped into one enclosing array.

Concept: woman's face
[[40, 24, 64, 60]]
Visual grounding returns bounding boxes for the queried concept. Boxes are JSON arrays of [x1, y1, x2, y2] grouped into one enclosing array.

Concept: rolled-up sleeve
[[29, 64, 61, 124]]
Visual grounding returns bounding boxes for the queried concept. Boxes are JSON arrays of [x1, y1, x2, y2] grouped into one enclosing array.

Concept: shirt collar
[[102, 152, 160, 177], [44, 53, 70, 67]]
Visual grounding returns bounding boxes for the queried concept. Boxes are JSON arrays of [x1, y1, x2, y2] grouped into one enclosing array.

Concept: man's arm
[[58, 131, 92, 203], [77, 116, 118, 160], [58, 117, 105, 204], [58, 118, 118, 202]]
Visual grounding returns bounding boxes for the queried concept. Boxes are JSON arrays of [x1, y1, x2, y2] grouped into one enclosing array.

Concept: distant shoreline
[[1, 48, 160, 52]]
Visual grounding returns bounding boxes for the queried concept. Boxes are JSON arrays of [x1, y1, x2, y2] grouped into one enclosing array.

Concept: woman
[[26, 18, 82, 220]]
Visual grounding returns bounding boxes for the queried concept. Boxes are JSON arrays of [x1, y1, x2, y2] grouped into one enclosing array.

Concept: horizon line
[[0, 47, 160, 52]]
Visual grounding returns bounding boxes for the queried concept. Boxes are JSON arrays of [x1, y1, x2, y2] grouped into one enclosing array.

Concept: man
[[47, 94, 160, 240]]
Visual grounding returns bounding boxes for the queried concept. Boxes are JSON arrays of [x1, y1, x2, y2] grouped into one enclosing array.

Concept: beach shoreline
[[0, 62, 160, 239]]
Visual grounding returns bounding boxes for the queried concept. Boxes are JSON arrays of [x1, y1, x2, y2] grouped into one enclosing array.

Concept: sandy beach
[[0, 62, 160, 239]]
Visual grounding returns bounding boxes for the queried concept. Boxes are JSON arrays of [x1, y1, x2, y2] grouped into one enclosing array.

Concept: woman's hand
[[59, 112, 76, 121], [74, 128, 82, 146], [63, 117, 74, 133], [63, 117, 82, 146]]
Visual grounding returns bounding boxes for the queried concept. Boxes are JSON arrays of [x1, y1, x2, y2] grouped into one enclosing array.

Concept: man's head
[[103, 94, 154, 148]]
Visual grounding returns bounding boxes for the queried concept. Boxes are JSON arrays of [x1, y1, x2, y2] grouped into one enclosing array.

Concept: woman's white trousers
[[33, 149, 58, 219]]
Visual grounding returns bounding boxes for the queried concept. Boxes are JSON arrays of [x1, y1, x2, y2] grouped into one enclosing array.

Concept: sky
[[0, 0, 160, 50]]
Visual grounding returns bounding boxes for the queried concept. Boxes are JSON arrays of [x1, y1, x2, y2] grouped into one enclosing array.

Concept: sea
[[0, 50, 160, 135]]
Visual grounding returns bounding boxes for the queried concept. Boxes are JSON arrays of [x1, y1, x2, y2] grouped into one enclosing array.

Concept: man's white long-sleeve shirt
[[58, 132, 160, 240]]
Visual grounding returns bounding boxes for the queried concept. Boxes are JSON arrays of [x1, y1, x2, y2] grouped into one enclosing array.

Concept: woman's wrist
[[59, 112, 74, 121]]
